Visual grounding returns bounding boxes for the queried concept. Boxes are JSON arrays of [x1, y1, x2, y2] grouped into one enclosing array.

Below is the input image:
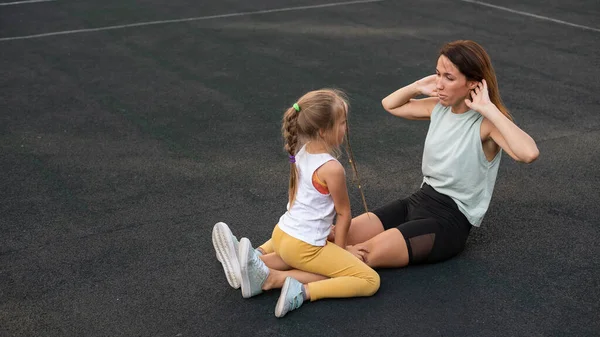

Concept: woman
[[341, 39, 539, 267], [213, 40, 539, 305]]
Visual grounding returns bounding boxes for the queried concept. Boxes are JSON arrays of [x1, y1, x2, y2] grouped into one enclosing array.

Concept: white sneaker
[[275, 277, 304, 318], [239, 237, 269, 298], [212, 222, 241, 289]]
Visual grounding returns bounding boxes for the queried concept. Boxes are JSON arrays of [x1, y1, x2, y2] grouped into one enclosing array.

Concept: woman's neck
[[451, 100, 470, 114]]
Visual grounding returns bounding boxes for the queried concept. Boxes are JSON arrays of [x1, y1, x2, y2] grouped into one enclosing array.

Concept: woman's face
[[435, 55, 475, 108]]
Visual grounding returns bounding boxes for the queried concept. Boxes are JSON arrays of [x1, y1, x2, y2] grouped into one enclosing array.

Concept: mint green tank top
[[422, 103, 501, 226]]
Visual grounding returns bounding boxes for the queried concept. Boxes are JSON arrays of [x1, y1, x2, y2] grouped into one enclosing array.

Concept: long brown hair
[[440, 40, 513, 121], [282, 89, 368, 213]]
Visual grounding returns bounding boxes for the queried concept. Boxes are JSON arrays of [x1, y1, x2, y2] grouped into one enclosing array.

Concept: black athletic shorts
[[372, 183, 472, 265]]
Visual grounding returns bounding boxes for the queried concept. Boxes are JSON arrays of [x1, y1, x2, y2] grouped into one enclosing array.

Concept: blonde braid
[[282, 106, 300, 206]]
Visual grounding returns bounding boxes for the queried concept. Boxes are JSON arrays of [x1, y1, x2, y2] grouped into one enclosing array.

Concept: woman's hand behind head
[[465, 79, 494, 114], [415, 74, 439, 97]]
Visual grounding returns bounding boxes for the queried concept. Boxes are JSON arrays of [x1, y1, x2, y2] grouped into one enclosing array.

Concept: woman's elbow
[[381, 98, 392, 112], [521, 147, 540, 163]]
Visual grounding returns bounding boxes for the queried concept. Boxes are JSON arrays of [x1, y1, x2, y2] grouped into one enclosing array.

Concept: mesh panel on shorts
[[408, 233, 435, 264]]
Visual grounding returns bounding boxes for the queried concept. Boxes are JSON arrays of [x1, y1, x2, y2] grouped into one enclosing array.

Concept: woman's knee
[[347, 212, 385, 245], [361, 229, 409, 268]]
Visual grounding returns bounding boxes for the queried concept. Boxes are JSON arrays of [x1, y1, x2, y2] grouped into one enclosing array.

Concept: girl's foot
[[275, 277, 304, 318], [239, 237, 269, 298], [212, 222, 241, 289]]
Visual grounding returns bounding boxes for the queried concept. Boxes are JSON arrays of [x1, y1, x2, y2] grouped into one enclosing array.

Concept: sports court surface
[[1, 0, 599, 336]]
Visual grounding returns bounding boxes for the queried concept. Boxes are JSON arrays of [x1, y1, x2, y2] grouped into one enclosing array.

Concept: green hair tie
[[293, 103, 301, 112]]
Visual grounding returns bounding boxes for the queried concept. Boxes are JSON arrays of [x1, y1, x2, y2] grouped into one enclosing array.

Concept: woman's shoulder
[[430, 102, 450, 119]]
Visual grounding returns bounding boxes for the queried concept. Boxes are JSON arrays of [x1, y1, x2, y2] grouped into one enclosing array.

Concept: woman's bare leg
[[328, 212, 409, 268], [355, 228, 409, 268], [341, 212, 386, 245]]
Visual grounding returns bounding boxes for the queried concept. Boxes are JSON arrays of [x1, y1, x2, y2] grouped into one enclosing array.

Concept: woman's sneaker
[[239, 237, 269, 298], [212, 222, 241, 289], [275, 277, 304, 318]]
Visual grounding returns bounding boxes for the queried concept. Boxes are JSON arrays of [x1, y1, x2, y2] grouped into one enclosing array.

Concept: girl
[[212, 89, 379, 318]]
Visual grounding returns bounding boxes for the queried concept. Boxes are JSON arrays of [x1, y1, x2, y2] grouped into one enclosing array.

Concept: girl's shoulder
[[315, 159, 344, 178], [315, 160, 345, 191]]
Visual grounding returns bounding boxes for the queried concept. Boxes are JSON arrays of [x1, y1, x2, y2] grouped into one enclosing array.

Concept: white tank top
[[278, 144, 338, 246], [422, 103, 501, 226]]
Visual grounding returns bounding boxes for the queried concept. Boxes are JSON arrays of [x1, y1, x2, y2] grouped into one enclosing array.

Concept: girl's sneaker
[[239, 237, 269, 298], [212, 222, 241, 289], [275, 277, 304, 318]]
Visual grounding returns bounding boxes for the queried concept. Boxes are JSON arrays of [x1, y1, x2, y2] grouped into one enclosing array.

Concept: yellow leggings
[[259, 225, 380, 301]]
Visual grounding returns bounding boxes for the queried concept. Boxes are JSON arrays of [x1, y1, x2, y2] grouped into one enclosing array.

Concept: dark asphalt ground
[[1, 0, 599, 336]]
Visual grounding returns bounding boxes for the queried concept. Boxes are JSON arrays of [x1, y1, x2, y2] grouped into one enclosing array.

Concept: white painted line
[[460, 0, 600, 33], [0, 0, 385, 42], [0, 0, 54, 6]]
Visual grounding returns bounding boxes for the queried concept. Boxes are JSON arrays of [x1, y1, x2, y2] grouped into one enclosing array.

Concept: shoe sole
[[239, 238, 253, 298], [212, 222, 241, 289], [274, 277, 292, 318]]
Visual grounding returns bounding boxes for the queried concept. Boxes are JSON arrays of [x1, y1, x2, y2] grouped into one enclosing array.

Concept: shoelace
[[288, 291, 303, 310], [250, 252, 268, 281], [250, 253, 262, 268]]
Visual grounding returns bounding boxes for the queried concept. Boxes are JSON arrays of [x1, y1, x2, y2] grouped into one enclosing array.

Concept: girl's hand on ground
[[415, 75, 438, 97]]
